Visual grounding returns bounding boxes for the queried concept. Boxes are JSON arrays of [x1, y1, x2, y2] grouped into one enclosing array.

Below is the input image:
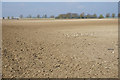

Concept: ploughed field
[[2, 19, 118, 78]]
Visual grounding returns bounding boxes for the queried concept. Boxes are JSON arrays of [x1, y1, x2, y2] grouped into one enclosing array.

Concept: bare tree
[[19, 14, 23, 18], [45, 14, 47, 18], [42, 14, 47, 18], [37, 14, 40, 18], [112, 13, 115, 18], [80, 12, 85, 19], [106, 13, 110, 18], [50, 15, 55, 18], [28, 14, 32, 18]]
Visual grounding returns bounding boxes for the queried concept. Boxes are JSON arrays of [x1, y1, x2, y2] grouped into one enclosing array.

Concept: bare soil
[[2, 19, 118, 78]]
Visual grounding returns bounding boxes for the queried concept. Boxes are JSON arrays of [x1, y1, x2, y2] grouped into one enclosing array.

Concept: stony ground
[[2, 19, 118, 78], [0, 19, 2, 79]]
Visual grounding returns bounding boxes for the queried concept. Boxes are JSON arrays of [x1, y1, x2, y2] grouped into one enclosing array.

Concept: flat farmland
[[2, 19, 118, 78]]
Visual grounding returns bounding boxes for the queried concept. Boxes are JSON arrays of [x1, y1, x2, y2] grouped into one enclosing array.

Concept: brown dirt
[[0, 19, 2, 79], [2, 19, 118, 78]]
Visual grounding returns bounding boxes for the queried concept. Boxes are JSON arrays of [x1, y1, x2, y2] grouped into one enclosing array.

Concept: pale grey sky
[[1, 0, 120, 2], [2, 2, 118, 17]]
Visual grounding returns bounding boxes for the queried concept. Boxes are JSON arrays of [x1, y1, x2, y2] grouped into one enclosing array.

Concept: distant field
[[2, 19, 118, 78]]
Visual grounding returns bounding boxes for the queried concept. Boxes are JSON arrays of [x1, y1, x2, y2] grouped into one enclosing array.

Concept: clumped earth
[[0, 20, 2, 79], [2, 19, 118, 78]]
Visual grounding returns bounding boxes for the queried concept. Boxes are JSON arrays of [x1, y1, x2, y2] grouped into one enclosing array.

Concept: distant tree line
[[55, 13, 116, 19], [3, 13, 118, 19]]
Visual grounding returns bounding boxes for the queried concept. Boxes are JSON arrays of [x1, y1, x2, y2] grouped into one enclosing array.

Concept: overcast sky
[[2, 2, 118, 17], [1, 0, 119, 2]]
